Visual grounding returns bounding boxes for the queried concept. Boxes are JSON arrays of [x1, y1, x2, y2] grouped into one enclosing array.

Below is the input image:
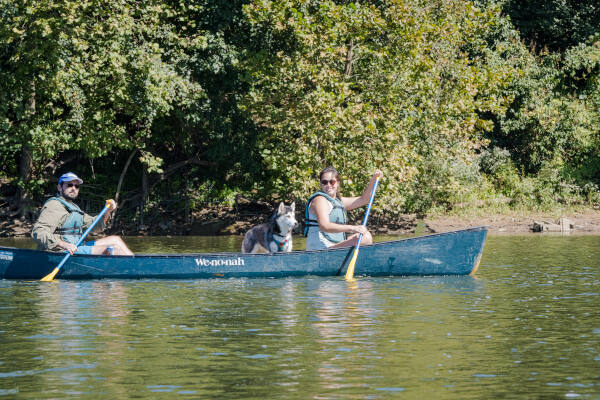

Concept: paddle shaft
[[40, 201, 111, 281], [345, 177, 380, 280]]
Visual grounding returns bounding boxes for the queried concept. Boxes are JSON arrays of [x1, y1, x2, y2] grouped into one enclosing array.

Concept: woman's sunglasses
[[64, 183, 80, 189], [320, 179, 337, 186]]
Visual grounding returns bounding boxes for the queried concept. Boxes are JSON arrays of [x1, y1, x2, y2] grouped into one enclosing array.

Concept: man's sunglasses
[[320, 179, 337, 186], [64, 183, 80, 189]]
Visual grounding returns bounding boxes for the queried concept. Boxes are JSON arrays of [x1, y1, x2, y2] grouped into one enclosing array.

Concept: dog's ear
[[290, 201, 295, 212], [277, 202, 285, 214]]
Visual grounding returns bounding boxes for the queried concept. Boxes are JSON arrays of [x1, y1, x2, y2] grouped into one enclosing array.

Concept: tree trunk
[[344, 39, 355, 79], [11, 81, 36, 218], [111, 149, 137, 231], [11, 145, 33, 218], [139, 168, 148, 229], [115, 149, 138, 204]]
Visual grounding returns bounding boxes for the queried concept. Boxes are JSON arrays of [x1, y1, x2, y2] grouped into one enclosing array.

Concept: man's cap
[[58, 172, 83, 185]]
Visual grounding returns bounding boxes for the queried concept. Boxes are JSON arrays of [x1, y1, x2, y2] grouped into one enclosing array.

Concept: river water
[[1, 234, 599, 399]]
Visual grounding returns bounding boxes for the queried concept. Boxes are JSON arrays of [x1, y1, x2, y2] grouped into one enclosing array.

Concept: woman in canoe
[[304, 166, 383, 250]]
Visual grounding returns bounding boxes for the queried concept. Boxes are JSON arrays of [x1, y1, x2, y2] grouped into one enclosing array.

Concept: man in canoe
[[32, 172, 134, 255], [304, 166, 383, 250]]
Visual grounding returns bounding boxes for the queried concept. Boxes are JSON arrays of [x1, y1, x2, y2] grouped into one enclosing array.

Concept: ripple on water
[[243, 354, 272, 359], [23, 334, 61, 340], [147, 385, 182, 393], [1, 235, 600, 398], [0, 363, 97, 378]]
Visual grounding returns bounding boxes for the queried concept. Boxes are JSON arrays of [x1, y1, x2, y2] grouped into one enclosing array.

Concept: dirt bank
[[2, 206, 600, 238], [423, 210, 600, 234]]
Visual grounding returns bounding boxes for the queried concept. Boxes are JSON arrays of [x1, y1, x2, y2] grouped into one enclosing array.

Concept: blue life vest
[[47, 196, 85, 244], [304, 191, 347, 243]]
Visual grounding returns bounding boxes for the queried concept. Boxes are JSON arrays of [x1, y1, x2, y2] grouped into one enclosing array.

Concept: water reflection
[[1, 235, 600, 398]]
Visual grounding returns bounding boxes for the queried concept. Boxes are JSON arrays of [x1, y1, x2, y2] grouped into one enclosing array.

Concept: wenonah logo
[[195, 257, 245, 267]]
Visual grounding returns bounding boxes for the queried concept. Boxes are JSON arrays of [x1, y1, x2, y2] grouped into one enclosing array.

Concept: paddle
[[40, 200, 111, 282], [345, 176, 380, 281]]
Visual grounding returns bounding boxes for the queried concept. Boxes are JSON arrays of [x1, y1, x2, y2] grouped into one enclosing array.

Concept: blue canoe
[[0, 227, 487, 280]]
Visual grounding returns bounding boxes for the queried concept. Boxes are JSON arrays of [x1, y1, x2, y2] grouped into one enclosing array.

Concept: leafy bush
[[1, 0, 599, 220]]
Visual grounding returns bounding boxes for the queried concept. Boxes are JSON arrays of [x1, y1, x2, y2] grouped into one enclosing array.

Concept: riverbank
[[423, 210, 600, 234], [1, 203, 599, 238]]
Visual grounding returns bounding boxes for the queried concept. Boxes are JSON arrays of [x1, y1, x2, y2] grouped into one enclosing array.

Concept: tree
[[240, 0, 516, 212], [0, 0, 205, 215], [503, 0, 600, 52]]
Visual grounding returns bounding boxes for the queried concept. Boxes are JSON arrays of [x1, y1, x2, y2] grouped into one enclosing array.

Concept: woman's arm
[[342, 169, 383, 211], [311, 196, 369, 236]]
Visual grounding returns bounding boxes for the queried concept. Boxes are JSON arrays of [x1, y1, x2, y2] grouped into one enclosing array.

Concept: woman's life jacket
[[304, 191, 347, 243]]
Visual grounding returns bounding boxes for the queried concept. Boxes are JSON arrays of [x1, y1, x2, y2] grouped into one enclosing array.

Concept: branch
[[42, 153, 78, 179], [115, 149, 138, 204], [149, 156, 214, 192], [344, 39, 355, 79]]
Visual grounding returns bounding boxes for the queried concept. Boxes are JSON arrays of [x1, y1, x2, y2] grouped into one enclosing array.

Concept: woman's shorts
[[306, 230, 336, 251]]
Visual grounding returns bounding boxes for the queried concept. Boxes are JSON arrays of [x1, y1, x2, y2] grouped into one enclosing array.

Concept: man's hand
[[106, 199, 117, 211], [58, 240, 77, 255], [103, 199, 117, 225]]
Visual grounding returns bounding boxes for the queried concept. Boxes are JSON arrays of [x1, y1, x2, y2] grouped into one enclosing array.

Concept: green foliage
[[1, 0, 599, 219], [501, 0, 600, 52], [0, 0, 205, 183], [240, 0, 520, 213]]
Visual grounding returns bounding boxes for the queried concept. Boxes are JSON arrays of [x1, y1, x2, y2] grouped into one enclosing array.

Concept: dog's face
[[276, 202, 298, 232]]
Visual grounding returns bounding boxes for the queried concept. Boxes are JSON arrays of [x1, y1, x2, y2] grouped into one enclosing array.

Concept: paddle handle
[[354, 177, 380, 253], [41, 201, 111, 281], [345, 177, 380, 280]]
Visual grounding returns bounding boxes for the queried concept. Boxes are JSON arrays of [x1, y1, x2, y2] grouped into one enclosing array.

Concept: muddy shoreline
[[423, 211, 600, 234], [2, 206, 599, 238]]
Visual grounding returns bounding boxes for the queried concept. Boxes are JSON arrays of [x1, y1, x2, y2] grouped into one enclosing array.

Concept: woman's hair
[[319, 166, 341, 198], [319, 166, 339, 181]]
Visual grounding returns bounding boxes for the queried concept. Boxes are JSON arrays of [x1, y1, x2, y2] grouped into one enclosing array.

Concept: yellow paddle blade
[[344, 249, 359, 281], [40, 267, 59, 282]]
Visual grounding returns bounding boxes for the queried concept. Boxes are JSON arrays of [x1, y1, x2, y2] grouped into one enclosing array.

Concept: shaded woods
[[1, 0, 599, 236]]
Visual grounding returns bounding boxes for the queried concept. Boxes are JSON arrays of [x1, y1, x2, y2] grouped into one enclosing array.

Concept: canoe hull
[[0, 227, 487, 280]]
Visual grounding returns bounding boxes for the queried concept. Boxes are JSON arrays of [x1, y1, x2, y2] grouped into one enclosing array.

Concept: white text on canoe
[[195, 257, 245, 267]]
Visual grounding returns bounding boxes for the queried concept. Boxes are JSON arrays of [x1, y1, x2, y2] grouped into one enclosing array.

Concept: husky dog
[[241, 202, 298, 253]]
